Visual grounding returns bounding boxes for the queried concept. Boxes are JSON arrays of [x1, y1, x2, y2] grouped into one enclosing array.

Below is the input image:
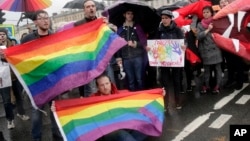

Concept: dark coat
[[197, 23, 222, 65], [156, 21, 184, 40], [21, 30, 52, 44], [74, 17, 97, 27], [116, 24, 145, 59]]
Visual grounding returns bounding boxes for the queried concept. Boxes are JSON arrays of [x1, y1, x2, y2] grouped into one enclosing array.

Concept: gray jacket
[[197, 23, 222, 65]]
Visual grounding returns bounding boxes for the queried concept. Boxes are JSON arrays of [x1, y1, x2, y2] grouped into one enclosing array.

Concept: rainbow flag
[[54, 88, 165, 141], [5, 19, 127, 109]]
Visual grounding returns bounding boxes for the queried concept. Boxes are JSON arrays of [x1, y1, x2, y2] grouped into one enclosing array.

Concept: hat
[[161, 10, 173, 18], [0, 28, 7, 35]]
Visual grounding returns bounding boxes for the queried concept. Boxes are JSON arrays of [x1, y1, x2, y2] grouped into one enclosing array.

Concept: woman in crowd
[[197, 6, 223, 94]]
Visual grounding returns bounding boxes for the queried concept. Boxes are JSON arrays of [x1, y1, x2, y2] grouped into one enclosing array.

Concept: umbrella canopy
[[102, 0, 161, 33], [157, 0, 189, 15], [63, 0, 105, 10], [0, 0, 51, 12]]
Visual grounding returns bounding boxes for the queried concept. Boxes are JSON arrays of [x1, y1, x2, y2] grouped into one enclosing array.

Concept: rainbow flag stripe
[[54, 88, 165, 141], [5, 19, 127, 108]]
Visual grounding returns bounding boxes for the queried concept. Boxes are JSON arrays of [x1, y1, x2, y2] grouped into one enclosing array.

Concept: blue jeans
[[0, 87, 14, 121], [31, 102, 62, 141], [123, 56, 144, 91]]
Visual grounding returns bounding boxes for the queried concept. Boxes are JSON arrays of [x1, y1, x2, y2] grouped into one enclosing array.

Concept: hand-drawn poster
[[147, 39, 185, 67]]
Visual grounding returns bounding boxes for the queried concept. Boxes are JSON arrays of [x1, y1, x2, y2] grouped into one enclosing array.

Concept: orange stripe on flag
[[8, 25, 106, 65], [56, 93, 162, 117]]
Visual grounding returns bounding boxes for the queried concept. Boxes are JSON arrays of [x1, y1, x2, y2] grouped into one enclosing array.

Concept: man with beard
[[51, 73, 148, 141], [21, 10, 63, 141], [75, 0, 98, 97], [75, 0, 117, 97], [74, 0, 98, 26]]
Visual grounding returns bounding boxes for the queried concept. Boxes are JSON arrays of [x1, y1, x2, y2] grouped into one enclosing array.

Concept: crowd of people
[[0, 0, 249, 141]]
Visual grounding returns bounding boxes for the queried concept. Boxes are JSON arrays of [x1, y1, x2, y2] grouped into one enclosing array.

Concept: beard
[[40, 25, 50, 31], [86, 10, 96, 19]]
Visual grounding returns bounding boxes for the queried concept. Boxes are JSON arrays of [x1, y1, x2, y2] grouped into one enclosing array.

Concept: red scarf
[[201, 17, 213, 29]]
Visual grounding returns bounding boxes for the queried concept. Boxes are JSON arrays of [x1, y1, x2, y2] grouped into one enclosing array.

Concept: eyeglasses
[[37, 17, 49, 21], [0, 34, 6, 36]]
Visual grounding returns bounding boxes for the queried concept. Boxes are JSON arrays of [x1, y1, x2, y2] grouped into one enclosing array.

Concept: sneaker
[[180, 91, 185, 94], [176, 105, 182, 110], [17, 114, 30, 121], [7, 120, 15, 129], [180, 87, 185, 94], [200, 86, 209, 94], [191, 80, 196, 86], [212, 85, 220, 94], [186, 86, 192, 92]]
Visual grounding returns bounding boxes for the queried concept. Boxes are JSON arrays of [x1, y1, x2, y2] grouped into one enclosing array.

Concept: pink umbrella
[[0, 0, 52, 12]]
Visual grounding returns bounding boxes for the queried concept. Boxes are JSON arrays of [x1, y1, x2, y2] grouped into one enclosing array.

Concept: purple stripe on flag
[[139, 107, 163, 132], [76, 120, 163, 141], [33, 37, 126, 107]]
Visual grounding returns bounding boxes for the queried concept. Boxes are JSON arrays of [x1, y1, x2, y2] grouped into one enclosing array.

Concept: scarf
[[201, 17, 213, 29]]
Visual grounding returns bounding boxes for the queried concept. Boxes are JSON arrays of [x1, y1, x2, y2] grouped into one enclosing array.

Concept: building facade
[[15, 0, 186, 39]]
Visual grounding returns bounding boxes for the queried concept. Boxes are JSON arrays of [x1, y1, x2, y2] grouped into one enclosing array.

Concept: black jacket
[[116, 25, 144, 59], [74, 17, 97, 27], [156, 21, 184, 39], [21, 30, 52, 44]]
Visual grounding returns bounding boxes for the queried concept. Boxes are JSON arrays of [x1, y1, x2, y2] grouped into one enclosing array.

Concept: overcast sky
[[3, 0, 82, 25]]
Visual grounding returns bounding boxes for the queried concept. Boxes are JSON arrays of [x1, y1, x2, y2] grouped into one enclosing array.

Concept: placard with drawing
[[147, 39, 185, 67]]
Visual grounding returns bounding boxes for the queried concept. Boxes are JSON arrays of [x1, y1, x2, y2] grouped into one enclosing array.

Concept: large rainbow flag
[[5, 19, 127, 109], [54, 88, 165, 141]]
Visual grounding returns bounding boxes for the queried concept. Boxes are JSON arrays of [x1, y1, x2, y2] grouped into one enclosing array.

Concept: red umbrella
[[0, 0, 52, 12]]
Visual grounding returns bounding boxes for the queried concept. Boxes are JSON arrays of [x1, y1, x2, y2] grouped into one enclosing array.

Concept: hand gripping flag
[[53, 88, 165, 141], [4, 19, 127, 109]]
